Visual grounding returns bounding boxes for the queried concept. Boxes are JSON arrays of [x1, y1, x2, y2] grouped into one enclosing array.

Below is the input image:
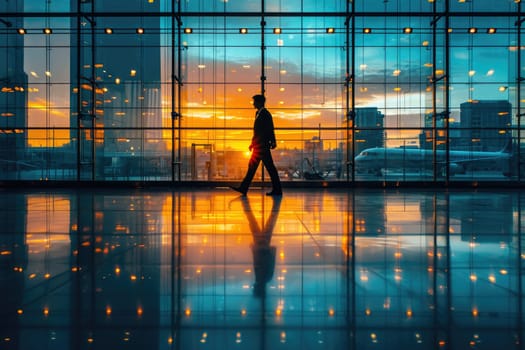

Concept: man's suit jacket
[[251, 108, 276, 150]]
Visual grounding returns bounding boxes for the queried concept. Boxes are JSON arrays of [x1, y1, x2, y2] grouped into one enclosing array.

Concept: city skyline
[[12, 2, 517, 151], [1, 0, 523, 181]]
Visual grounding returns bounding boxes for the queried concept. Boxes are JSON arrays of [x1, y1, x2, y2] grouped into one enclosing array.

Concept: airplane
[[354, 142, 513, 176]]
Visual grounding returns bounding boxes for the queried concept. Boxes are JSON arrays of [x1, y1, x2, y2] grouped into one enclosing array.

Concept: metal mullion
[[170, 8, 176, 181], [445, 1, 451, 185], [76, 7, 81, 180], [90, 5, 96, 181], [344, 1, 355, 183], [2, 11, 521, 18], [517, 4, 522, 182], [431, 5, 438, 181]]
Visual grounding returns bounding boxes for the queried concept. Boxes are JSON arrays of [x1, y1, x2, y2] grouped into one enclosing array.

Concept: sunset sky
[[18, 0, 517, 149]]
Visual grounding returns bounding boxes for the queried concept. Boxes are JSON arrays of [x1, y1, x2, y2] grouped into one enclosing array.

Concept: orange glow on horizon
[[27, 100, 70, 147]]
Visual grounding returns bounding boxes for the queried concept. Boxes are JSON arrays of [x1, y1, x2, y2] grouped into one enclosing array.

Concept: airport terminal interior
[[2, 0, 525, 349]]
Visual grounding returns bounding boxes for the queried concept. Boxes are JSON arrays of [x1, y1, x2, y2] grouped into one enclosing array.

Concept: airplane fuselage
[[354, 147, 512, 175]]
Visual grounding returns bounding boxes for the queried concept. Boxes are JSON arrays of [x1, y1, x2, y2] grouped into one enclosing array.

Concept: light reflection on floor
[[0, 187, 524, 349]]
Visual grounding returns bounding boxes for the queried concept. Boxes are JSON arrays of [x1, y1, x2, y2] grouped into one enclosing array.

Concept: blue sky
[[16, 0, 520, 148]]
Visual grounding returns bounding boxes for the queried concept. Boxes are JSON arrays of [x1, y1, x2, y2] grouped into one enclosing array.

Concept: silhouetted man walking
[[231, 94, 282, 196]]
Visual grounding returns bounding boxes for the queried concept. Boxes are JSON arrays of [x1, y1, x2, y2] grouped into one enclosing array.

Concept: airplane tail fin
[[501, 138, 513, 154]]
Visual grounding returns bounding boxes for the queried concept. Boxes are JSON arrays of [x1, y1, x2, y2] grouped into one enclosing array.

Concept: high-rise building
[[353, 107, 385, 154], [460, 100, 511, 151], [0, 1, 27, 175]]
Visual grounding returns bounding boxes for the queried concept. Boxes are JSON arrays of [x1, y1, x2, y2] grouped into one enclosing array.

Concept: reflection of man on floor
[[240, 196, 282, 298]]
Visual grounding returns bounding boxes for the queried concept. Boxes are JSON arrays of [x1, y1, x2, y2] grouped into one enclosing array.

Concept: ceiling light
[[105, 28, 113, 34], [43, 28, 52, 34], [239, 28, 248, 34]]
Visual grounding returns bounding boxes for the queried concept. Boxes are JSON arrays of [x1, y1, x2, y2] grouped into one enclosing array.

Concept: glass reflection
[[0, 189, 523, 349], [241, 196, 281, 298], [1, 0, 522, 182]]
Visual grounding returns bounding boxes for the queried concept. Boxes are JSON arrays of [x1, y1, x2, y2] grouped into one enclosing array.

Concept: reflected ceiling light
[[363, 28, 371, 34], [403, 27, 413, 34], [43, 28, 52, 34], [239, 28, 248, 34], [136, 28, 144, 34], [184, 28, 193, 34], [326, 27, 335, 34], [273, 27, 282, 34], [487, 28, 497, 34], [105, 28, 113, 34], [17, 28, 26, 35], [447, 28, 453, 33], [468, 27, 477, 34]]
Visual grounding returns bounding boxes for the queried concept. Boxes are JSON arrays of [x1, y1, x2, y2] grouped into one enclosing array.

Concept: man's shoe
[[266, 191, 282, 196], [230, 186, 247, 196]]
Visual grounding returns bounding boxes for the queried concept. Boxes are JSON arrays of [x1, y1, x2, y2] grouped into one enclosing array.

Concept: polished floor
[[0, 186, 524, 350]]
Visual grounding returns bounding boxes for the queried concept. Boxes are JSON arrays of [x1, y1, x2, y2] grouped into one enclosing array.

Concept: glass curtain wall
[[0, 0, 522, 183]]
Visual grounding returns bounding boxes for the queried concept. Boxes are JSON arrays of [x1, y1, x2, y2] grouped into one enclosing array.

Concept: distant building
[[419, 101, 512, 151], [353, 107, 385, 154], [460, 100, 511, 151], [304, 136, 324, 174], [0, 1, 27, 174], [420, 111, 461, 150]]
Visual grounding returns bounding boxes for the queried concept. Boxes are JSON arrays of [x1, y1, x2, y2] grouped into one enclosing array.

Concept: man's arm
[[263, 109, 277, 149]]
